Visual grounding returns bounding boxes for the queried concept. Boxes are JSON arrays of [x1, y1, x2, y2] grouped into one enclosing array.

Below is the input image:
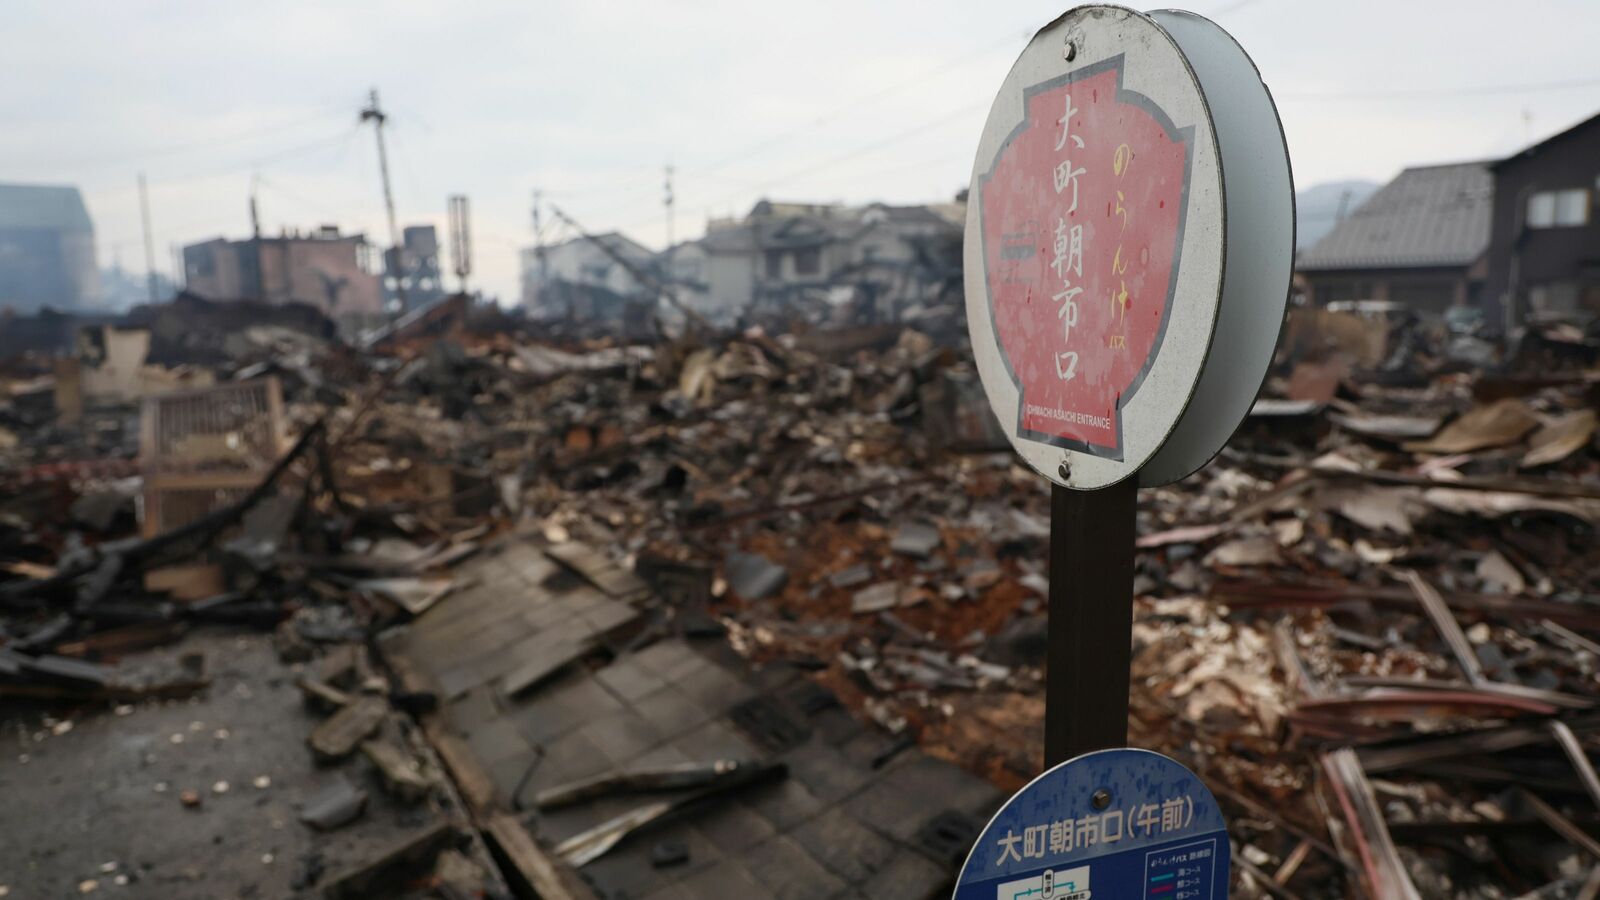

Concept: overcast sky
[[4, 0, 1598, 305]]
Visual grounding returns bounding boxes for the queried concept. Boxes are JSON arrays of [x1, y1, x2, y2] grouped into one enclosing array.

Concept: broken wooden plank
[[1403, 569, 1487, 686], [308, 696, 388, 763], [1359, 714, 1600, 774], [1308, 461, 1600, 502], [484, 811, 595, 900], [1232, 843, 1308, 900], [1521, 788, 1600, 858], [423, 718, 495, 815], [1272, 839, 1314, 887], [1543, 619, 1600, 657], [356, 576, 457, 616], [501, 637, 596, 698], [1212, 578, 1600, 631], [54, 621, 188, 659], [1549, 720, 1600, 811], [361, 738, 432, 803], [142, 563, 226, 601], [1319, 749, 1421, 900], [297, 676, 352, 713], [544, 541, 649, 601]]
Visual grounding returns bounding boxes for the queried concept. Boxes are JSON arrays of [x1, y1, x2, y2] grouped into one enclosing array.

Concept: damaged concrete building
[[0, 182, 100, 313], [182, 226, 386, 328]]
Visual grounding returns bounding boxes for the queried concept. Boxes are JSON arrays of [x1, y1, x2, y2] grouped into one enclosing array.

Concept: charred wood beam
[[1403, 569, 1488, 686], [1235, 456, 1600, 501], [1205, 779, 1348, 870], [1550, 720, 1600, 812], [1358, 713, 1600, 774], [1232, 843, 1309, 900], [1520, 788, 1600, 858], [1320, 748, 1422, 900], [1341, 676, 1595, 711], [1212, 578, 1600, 632]]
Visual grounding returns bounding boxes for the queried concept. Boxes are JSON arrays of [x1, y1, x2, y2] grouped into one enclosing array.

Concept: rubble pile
[[2, 294, 1600, 897]]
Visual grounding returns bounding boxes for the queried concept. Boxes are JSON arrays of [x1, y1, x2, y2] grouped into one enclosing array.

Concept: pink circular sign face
[[977, 57, 1191, 462], [966, 6, 1292, 490]]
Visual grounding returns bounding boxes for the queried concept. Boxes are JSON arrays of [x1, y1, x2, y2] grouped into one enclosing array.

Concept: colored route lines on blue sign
[[953, 749, 1229, 899]]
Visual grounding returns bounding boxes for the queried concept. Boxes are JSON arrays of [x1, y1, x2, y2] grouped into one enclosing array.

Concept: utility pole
[[448, 195, 472, 294], [663, 165, 675, 251], [138, 173, 159, 304], [1334, 188, 1352, 225], [360, 88, 407, 313], [169, 243, 184, 292], [249, 174, 262, 240], [531, 190, 547, 308]]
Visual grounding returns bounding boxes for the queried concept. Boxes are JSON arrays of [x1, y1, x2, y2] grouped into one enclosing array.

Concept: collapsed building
[[2, 264, 1600, 897], [522, 198, 965, 337]]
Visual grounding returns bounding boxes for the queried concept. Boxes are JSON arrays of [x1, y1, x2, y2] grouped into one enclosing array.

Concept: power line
[[253, 174, 369, 226], [695, 27, 1028, 176], [1281, 76, 1600, 101], [88, 127, 361, 196], [30, 106, 349, 170], [599, 97, 988, 236], [566, 3, 1264, 229], [1205, 0, 1265, 16], [739, 101, 985, 195], [552, 23, 1032, 227]]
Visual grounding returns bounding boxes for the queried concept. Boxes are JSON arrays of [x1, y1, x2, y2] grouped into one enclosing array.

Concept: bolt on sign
[[965, 4, 1293, 491], [955, 749, 1230, 899]]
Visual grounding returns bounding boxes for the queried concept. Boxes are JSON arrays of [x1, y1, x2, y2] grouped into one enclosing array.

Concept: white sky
[[4, 0, 1598, 305]]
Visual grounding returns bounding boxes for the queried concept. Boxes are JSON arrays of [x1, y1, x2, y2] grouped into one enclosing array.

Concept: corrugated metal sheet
[[1298, 162, 1492, 271]]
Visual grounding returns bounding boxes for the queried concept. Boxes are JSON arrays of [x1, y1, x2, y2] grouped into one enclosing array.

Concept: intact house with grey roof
[[1484, 110, 1600, 329], [0, 182, 100, 313], [1296, 162, 1492, 317]]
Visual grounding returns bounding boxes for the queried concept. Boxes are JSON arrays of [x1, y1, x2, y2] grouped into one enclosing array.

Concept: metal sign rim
[[963, 4, 1227, 491], [1137, 7, 1296, 486]]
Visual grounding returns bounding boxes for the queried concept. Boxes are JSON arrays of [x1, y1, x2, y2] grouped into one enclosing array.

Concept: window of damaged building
[[793, 246, 821, 276]]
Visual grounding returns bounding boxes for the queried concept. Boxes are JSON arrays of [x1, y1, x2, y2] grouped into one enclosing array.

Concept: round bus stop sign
[[954, 748, 1229, 899], [965, 5, 1293, 490]]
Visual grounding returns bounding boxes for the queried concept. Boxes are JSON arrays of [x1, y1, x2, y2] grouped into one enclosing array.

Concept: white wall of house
[[521, 235, 651, 311], [664, 242, 707, 286], [703, 251, 756, 320]]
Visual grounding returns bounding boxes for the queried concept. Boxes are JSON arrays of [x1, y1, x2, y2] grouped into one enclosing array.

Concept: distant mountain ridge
[[1296, 179, 1380, 251]]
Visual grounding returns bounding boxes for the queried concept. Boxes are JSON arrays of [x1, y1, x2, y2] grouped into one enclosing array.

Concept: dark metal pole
[[138, 173, 159, 304], [1045, 476, 1138, 767], [361, 88, 407, 315]]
